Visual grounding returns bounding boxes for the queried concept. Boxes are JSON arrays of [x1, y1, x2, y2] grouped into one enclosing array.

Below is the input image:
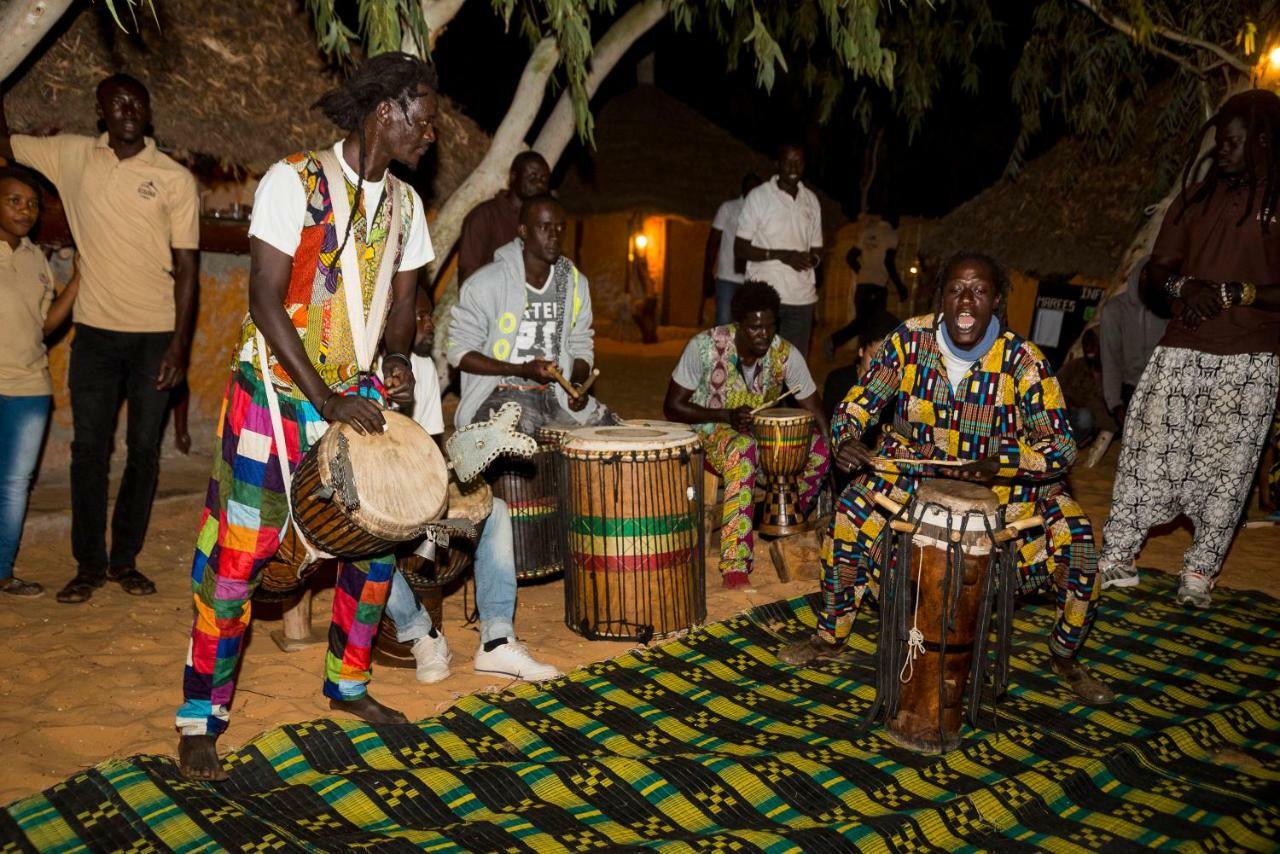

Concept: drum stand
[[758, 473, 808, 537], [271, 585, 326, 652]]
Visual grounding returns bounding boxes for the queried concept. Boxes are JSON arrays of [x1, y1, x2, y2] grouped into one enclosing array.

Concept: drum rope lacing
[[898, 541, 928, 684]]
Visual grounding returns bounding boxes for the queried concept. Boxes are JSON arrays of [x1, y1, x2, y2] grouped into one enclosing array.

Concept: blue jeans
[[385, 497, 517, 644], [0, 394, 52, 579], [777, 303, 815, 358], [1067, 407, 1096, 446], [714, 279, 741, 326]]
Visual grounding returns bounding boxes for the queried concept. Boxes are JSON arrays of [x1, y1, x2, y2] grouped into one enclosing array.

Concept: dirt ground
[[3, 334, 1279, 805]]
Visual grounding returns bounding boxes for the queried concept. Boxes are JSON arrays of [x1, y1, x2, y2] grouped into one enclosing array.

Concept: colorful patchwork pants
[[176, 365, 394, 737], [700, 425, 829, 576], [819, 471, 1100, 659], [1099, 348, 1279, 583]]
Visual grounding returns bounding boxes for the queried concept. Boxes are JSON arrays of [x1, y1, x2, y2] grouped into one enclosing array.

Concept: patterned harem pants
[[1099, 346, 1280, 584], [700, 425, 829, 576], [176, 365, 395, 737], [818, 472, 1100, 659]]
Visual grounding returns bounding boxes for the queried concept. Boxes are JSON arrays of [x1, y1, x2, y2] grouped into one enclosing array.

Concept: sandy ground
[[3, 334, 1279, 805]]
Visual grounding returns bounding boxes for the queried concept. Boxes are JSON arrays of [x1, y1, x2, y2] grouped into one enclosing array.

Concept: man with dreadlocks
[[175, 52, 438, 781], [1099, 88, 1280, 608], [781, 253, 1114, 705]]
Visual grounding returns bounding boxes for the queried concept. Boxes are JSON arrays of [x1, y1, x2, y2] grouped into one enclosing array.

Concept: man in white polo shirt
[[1, 73, 200, 604], [734, 143, 823, 357]]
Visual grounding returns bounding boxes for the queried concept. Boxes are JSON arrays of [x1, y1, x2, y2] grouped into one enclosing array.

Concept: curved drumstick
[[994, 515, 1044, 543], [545, 364, 580, 398]]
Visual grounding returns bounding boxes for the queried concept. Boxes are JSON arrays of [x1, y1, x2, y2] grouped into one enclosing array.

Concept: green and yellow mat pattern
[[4, 572, 1279, 852]]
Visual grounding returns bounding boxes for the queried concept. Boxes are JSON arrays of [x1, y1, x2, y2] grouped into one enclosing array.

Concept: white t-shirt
[[855, 217, 898, 286], [406, 352, 444, 435], [711, 197, 746, 283], [736, 176, 823, 305], [936, 327, 975, 395], [250, 141, 434, 271], [671, 335, 817, 402]]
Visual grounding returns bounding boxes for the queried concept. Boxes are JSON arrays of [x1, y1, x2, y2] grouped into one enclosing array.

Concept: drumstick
[[574, 368, 600, 398], [870, 457, 968, 468], [545, 364, 580, 398], [750, 389, 795, 414]]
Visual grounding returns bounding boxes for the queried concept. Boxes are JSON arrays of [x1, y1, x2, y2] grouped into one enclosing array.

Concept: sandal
[[0, 577, 44, 598], [56, 573, 104, 604], [106, 566, 157, 596]]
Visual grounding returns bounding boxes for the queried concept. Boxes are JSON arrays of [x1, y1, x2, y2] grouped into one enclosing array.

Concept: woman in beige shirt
[[0, 165, 78, 596]]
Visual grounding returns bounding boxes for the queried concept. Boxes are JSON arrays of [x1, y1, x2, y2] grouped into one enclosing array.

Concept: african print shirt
[[680, 325, 790, 427], [833, 314, 1077, 507], [236, 150, 414, 398]]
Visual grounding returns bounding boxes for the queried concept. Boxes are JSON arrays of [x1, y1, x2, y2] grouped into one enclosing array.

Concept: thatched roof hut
[[556, 85, 847, 233], [920, 98, 1183, 281], [5, 0, 489, 203]]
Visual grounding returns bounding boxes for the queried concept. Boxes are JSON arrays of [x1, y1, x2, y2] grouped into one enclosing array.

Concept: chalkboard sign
[[1028, 279, 1105, 369]]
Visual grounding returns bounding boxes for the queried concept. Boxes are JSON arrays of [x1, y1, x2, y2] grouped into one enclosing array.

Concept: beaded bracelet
[[1164, 274, 1187, 300], [1220, 281, 1233, 308]]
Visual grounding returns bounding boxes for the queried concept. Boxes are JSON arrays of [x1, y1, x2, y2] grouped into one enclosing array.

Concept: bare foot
[[328, 694, 409, 724], [178, 735, 228, 782]]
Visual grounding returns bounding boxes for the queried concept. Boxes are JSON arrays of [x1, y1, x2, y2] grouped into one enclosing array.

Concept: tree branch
[[406, 0, 468, 53], [0, 0, 76, 81], [532, 0, 667, 164], [1070, 0, 1251, 76]]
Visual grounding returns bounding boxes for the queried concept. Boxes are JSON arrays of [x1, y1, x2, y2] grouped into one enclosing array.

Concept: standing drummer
[[663, 281, 830, 589], [781, 252, 1113, 706], [176, 53, 438, 781], [448, 194, 618, 436]]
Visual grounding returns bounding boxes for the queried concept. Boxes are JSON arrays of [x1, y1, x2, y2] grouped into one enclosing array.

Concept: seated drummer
[[781, 252, 1114, 705], [663, 281, 831, 589], [382, 291, 560, 683], [447, 194, 618, 436]]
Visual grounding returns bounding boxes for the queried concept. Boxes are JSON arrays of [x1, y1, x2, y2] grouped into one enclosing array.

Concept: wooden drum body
[[560, 425, 705, 642], [486, 424, 572, 582], [751, 407, 814, 537], [888, 480, 999, 753]]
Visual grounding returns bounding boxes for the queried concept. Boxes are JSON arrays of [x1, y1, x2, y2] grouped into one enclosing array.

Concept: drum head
[[753, 407, 810, 422], [914, 479, 999, 516], [622, 418, 694, 433], [535, 422, 579, 448], [318, 410, 449, 539], [560, 425, 699, 453]]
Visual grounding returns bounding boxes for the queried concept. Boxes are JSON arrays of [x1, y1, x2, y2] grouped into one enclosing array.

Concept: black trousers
[[68, 324, 173, 575]]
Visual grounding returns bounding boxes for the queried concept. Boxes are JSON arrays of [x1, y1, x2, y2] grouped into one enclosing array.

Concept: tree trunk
[[0, 0, 75, 81], [531, 0, 667, 164], [404, 0, 468, 54]]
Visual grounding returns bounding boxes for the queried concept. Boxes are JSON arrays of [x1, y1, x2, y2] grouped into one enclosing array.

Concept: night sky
[[433, 1, 1051, 220]]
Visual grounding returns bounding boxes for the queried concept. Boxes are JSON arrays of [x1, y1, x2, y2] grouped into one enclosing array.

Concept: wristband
[[1242, 281, 1258, 306], [318, 392, 337, 417], [384, 352, 411, 367], [1220, 281, 1233, 308], [1163, 274, 1186, 300]]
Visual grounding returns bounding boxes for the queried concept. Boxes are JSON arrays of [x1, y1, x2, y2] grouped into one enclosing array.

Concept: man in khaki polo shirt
[[1, 73, 200, 603]]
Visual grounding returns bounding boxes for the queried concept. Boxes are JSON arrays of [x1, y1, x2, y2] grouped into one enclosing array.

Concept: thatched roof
[[556, 85, 847, 232], [5, 0, 489, 203], [921, 97, 1183, 280]]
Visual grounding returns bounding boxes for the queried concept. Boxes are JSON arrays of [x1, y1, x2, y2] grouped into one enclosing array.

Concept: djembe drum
[[256, 410, 449, 599], [862, 480, 1040, 754], [485, 423, 572, 582], [559, 425, 706, 642], [752, 407, 814, 537]]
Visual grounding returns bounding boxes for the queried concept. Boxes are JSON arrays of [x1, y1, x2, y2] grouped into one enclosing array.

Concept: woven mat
[[4, 572, 1280, 852]]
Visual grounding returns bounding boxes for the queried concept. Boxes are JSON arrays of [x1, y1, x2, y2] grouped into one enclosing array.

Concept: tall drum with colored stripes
[[486, 423, 571, 581], [752, 407, 814, 536], [559, 425, 705, 642]]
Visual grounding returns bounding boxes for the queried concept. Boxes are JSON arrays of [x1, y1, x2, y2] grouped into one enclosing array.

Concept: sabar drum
[[486, 423, 573, 582], [559, 425, 706, 642], [886, 479, 1000, 753], [752, 407, 814, 536]]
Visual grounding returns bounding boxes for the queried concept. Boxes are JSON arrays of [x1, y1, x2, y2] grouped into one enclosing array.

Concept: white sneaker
[[474, 639, 561, 681], [1177, 571, 1212, 609], [411, 632, 453, 684], [1100, 561, 1140, 590]]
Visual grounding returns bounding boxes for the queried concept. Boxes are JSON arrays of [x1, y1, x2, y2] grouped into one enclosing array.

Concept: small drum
[[752, 407, 814, 537], [291, 410, 448, 559], [487, 423, 571, 582], [559, 425, 706, 642], [885, 480, 999, 753], [255, 527, 330, 601]]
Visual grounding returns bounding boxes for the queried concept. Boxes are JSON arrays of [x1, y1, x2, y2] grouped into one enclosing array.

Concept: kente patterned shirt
[[236, 149, 414, 398], [833, 314, 1077, 507]]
